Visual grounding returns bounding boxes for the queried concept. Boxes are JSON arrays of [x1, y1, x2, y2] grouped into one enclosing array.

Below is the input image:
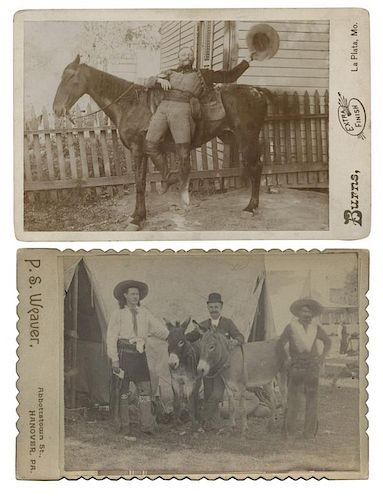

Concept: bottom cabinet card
[[16, 249, 368, 479]]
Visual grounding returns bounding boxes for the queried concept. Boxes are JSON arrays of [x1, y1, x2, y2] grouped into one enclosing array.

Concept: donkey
[[165, 318, 202, 431], [197, 329, 286, 432], [53, 55, 270, 230]]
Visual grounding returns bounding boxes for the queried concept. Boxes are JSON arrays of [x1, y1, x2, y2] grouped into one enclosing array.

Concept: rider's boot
[[175, 143, 192, 208], [145, 140, 177, 192]]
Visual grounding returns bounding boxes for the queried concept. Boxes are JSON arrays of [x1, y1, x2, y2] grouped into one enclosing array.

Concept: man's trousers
[[285, 354, 320, 439]]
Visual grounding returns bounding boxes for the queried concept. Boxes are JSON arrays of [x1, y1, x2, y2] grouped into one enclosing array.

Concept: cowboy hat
[[246, 24, 280, 61], [113, 280, 149, 301], [207, 292, 223, 304], [290, 297, 323, 317]]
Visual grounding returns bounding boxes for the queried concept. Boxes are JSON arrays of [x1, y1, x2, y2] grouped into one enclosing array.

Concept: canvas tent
[[63, 253, 276, 409]]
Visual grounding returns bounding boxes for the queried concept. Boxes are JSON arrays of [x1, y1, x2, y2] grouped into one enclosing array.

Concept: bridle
[[64, 81, 137, 124]]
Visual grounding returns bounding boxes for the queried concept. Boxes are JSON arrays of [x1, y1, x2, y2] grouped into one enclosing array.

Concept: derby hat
[[246, 24, 280, 61], [113, 280, 149, 301], [207, 292, 223, 304], [290, 297, 323, 318]]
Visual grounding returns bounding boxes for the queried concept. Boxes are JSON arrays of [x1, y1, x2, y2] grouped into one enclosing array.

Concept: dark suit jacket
[[187, 316, 245, 344]]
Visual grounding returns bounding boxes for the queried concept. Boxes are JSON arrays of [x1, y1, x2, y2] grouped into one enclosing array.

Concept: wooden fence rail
[[24, 90, 329, 202]]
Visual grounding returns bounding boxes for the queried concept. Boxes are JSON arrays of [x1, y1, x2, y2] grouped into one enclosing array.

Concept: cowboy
[[277, 298, 331, 440], [106, 280, 168, 436], [144, 47, 255, 189], [187, 292, 244, 430]]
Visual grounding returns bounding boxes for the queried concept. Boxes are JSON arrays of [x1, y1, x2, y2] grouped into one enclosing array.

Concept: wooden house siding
[[157, 20, 329, 191], [160, 21, 197, 69], [235, 20, 329, 95]]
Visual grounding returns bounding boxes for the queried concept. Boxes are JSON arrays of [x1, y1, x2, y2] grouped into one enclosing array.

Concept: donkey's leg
[[175, 143, 192, 210], [276, 371, 288, 412], [241, 139, 264, 215], [234, 385, 248, 433], [185, 380, 199, 431], [129, 144, 147, 229], [171, 380, 182, 427], [263, 381, 277, 431]]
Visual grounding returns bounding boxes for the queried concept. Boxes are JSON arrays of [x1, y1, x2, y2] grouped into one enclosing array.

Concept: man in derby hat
[[107, 280, 168, 436], [143, 46, 257, 194], [277, 297, 331, 439], [187, 292, 244, 430]]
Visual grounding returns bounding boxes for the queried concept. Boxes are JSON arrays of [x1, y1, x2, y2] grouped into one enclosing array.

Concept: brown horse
[[53, 55, 270, 230]]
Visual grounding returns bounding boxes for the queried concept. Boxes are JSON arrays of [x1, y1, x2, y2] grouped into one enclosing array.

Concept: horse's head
[[165, 317, 191, 370], [197, 330, 229, 377], [53, 55, 87, 117]]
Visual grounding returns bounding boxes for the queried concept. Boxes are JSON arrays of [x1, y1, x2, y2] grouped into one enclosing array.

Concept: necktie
[[129, 307, 138, 335]]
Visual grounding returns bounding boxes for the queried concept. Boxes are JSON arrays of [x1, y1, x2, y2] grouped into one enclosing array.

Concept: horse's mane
[[81, 63, 145, 100]]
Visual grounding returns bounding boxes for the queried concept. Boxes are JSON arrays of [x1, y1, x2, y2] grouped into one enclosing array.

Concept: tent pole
[[70, 266, 79, 408]]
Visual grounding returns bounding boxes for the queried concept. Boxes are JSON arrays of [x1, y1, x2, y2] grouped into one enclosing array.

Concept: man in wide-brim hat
[[277, 297, 331, 439], [187, 292, 244, 431], [107, 280, 168, 436]]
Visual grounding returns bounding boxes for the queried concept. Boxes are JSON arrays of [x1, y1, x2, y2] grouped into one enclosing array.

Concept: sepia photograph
[[16, 249, 368, 479], [14, 9, 370, 240]]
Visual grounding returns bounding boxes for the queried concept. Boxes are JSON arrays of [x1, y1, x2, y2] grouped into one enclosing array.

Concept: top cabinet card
[[14, 8, 370, 241]]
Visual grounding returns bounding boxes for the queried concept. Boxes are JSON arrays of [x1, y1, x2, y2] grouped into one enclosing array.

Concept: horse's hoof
[[243, 207, 257, 216], [126, 222, 141, 231]]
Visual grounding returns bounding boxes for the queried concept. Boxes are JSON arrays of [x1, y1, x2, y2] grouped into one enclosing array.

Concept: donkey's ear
[[73, 54, 81, 66], [181, 317, 191, 331], [163, 317, 173, 329], [192, 319, 206, 332]]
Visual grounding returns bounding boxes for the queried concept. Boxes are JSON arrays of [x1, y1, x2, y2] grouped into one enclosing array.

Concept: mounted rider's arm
[[200, 56, 253, 86], [227, 319, 245, 345], [144, 69, 173, 90]]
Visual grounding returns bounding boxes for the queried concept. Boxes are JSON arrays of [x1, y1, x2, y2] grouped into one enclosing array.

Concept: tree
[[343, 268, 358, 305], [78, 22, 161, 68]]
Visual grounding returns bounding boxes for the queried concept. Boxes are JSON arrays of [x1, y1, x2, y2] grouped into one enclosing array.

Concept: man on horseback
[[144, 46, 256, 205], [107, 280, 168, 436], [187, 292, 244, 430]]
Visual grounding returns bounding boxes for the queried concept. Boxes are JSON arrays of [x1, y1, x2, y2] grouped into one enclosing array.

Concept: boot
[[119, 394, 131, 435], [175, 143, 192, 207], [144, 140, 169, 180], [138, 395, 156, 434]]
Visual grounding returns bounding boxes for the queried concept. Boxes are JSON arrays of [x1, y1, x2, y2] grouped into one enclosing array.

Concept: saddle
[[146, 85, 226, 123], [200, 86, 226, 122]]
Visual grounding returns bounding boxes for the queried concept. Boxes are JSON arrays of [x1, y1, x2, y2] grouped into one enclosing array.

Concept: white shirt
[[211, 317, 221, 328], [289, 318, 319, 353], [106, 306, 168, 363]]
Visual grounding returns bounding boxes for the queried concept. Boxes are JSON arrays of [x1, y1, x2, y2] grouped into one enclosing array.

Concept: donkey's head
[[165, 317, 191, 370], [53, 55, 87, 117], [197, 329, 228, 377]]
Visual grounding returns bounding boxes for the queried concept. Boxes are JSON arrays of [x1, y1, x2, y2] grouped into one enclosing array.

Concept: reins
[[66, 82, 137, 124]]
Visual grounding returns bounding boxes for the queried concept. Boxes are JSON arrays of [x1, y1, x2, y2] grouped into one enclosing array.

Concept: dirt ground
[[64, 382, 360, 476], [25, 186, 328, 233]]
